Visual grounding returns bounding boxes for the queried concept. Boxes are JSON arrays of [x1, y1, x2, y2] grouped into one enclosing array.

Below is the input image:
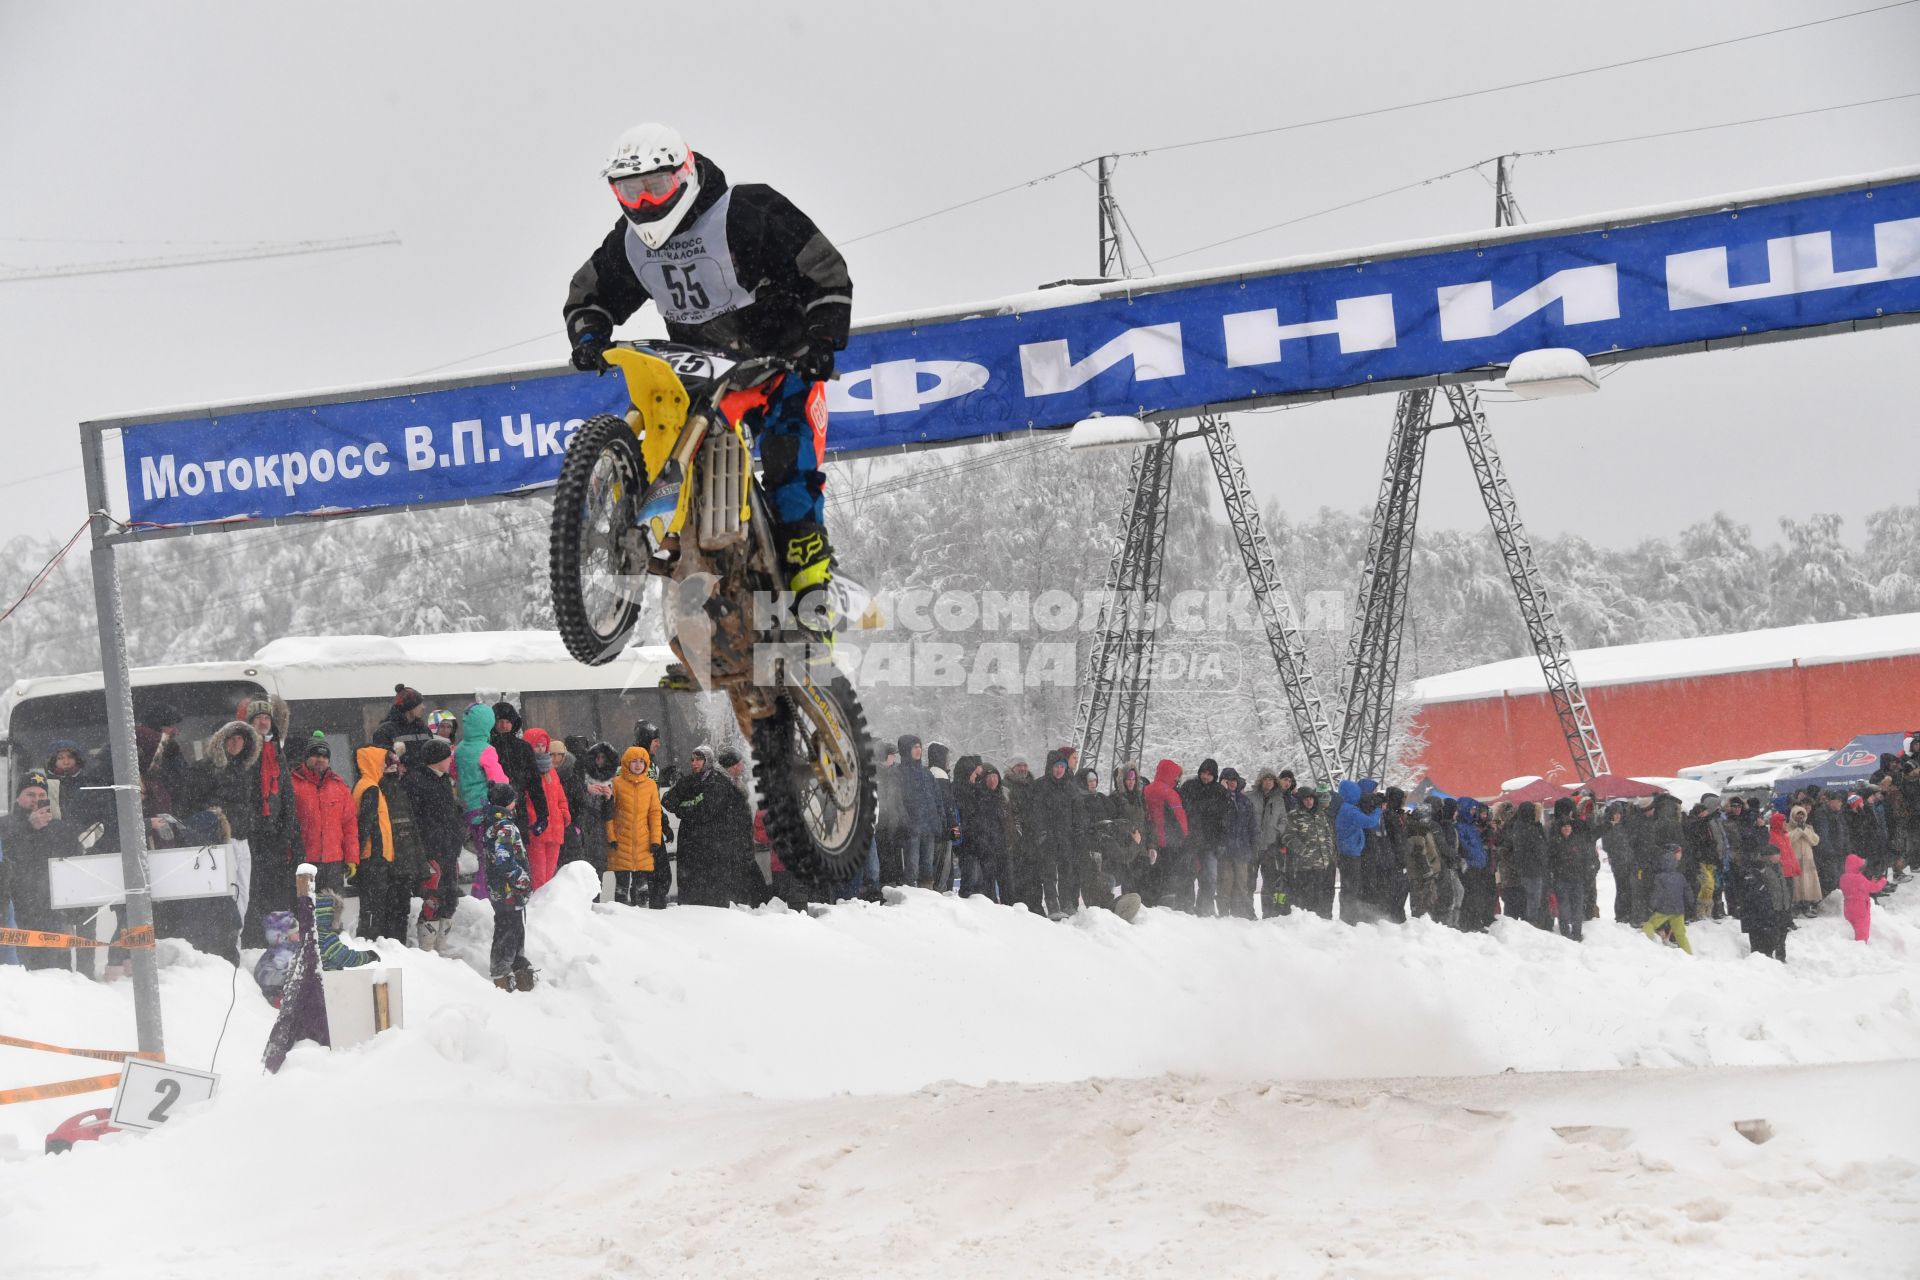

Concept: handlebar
[[607, 340, 797, 392], [716, 353, 799, 392]]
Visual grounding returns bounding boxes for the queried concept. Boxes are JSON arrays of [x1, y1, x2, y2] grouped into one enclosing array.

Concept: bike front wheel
[[549, 414, 649, 666]]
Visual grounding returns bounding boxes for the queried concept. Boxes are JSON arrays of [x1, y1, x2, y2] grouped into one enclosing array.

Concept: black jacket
[[0, 809, 83, 930], [968, 784, 1011, 865], [572, 742, 621, 871], [1004, 773, 1035, 846], [1178, 762, 1228, 851], [1071, 769, 1105, 853], [402, 767, 468, 867], [373, 706, 435, 761], [360, 774, 429, 880], [189, 721, 301, 861], [664, 768, 751, 865], [565, 155, 852, 363], [1546, 820, 1597, 881], [1027, 760, 1080, 859], [876, 760, 906, 840], [1501, 805, 1548, 878], [491, 730, 550, 832]]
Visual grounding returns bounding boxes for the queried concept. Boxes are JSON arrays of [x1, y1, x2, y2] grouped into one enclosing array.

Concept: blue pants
[[1555, 875, 1588, 941], [902, 833, 936, 886], [835, 836, 882, 901], [1515, 874, 1550, 929], [749, 374, 826, 527]]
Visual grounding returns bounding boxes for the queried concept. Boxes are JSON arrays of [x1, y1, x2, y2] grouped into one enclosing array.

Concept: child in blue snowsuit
[[483, 783, 535, 991]]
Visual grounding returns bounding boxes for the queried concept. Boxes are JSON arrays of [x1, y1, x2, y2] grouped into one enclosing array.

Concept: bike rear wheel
[[549, 414, 649, 667], [752, 672, 877, 886]]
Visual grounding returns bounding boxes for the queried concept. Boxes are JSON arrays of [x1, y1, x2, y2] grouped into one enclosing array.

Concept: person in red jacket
[[1839, 853, 1889, 942], [521, 730, 573, 891], [1142, 759, 1188, 909], [290, 737, 357, 894], [1768, 812, 1801, 883]]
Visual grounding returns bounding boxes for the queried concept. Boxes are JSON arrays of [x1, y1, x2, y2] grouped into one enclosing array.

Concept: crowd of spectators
[[855, 731, 1916, 956], [3, 689, 1912, 989], [0, 686, 767, 990]]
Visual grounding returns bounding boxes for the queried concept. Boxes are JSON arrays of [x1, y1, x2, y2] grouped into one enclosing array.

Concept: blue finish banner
[[113, 170, 1920, 529]]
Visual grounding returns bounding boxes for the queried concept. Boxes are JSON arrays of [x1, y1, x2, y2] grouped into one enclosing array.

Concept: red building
[[1410, 614, 1920, 796]]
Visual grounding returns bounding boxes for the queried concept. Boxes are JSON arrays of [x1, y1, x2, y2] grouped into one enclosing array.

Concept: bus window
[[519, 692, 600, 747], [7, 681, 269, 780]]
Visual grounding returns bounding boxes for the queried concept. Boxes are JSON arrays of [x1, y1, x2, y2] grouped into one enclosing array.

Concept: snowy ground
[[3, 865, 1917, 1277]]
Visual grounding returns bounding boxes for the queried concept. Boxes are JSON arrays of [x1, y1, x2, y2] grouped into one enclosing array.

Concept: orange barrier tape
[[0, 1073, 122, 1106], [0, 1033, 163, 1065], [0, 924, 154, 950]]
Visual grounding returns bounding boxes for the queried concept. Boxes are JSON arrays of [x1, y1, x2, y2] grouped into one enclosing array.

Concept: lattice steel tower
[[1072, 158, 1342, 781], [1335, 155, 1608, 782]]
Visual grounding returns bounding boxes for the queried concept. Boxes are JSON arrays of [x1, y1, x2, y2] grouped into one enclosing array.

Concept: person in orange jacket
[[522, 730, 573, 891], [290, 736, 357, 894], [607, 745, 666, 908]]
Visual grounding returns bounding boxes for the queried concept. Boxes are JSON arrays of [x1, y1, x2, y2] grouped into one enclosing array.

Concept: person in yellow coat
[[607, 746, 666, 908]]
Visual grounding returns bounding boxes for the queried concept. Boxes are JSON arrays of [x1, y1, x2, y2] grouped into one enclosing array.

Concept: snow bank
[[3, 865, 1917, 1154], [2, 870, 1916, 1275]]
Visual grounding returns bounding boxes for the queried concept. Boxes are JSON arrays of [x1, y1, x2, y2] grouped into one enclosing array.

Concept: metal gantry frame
[[1334, 155, 1608, 782], [1074, 414, 1343, 784], [1074, 421, 1176, 775], [1448, 382, 1610, 776], [1197, 415, 1343, 784], [1336, 389, 1434, 780]]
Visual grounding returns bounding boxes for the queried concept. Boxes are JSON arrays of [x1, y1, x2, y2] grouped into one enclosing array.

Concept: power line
[[15, 498, 542, 618], [407, 331, 557, 377], [1157, 161, 1492, 264], [1154, 85, 1920, 266], [1519, 88, 1920, 158], [0, 463, 82, 492], [826, 439, 1053, 511], [1131, 0, 1920, 159], [121, 508, 553, 625], [0, 516, 93, 627], [0, 234, 401, 283], [841, 163, 1088, 246], [826, 1, 1918, 249], [0, 235, 286, 248]]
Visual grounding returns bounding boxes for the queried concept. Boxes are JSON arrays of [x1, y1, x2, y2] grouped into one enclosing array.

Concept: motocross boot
[[780, 520, 836, 640]]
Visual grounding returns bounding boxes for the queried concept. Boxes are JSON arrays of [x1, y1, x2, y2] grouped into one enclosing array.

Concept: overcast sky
[[2, 0, 1916, 555]]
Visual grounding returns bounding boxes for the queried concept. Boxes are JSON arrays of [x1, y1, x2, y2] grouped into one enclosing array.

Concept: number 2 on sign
[[148, 1077, 182, 1123]]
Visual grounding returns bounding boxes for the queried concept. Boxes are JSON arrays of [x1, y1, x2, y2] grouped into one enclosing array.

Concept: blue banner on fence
[[118, 174, 1920, 528]]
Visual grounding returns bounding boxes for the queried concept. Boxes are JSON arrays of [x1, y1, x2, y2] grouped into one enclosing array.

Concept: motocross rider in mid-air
[[563, 122, 852, 635]]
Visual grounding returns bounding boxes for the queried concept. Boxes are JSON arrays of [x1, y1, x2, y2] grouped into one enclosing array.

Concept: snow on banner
[[110, 170, 1920, 530]]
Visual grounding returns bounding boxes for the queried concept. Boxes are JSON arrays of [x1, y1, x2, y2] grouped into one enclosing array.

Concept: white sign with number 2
[[111, 1058, 219, 1131]]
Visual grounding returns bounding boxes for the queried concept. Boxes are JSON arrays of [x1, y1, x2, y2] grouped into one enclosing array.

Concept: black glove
[[792, 324, 838, 382], [571, 332, 611, 373], [794, 346, 835, 382]]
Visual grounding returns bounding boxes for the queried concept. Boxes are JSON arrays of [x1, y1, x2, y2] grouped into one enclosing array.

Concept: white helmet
[[601, 123, 701, 249]]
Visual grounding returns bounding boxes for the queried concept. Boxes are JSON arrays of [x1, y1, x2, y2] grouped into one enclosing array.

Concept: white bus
[[0, 632, 710, 828]]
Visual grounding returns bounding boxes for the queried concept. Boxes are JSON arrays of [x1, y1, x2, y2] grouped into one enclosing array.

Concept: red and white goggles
[[609, 160, 688, 209]]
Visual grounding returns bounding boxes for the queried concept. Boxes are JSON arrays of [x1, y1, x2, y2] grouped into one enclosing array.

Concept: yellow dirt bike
[[548, 342, 875, 883]]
